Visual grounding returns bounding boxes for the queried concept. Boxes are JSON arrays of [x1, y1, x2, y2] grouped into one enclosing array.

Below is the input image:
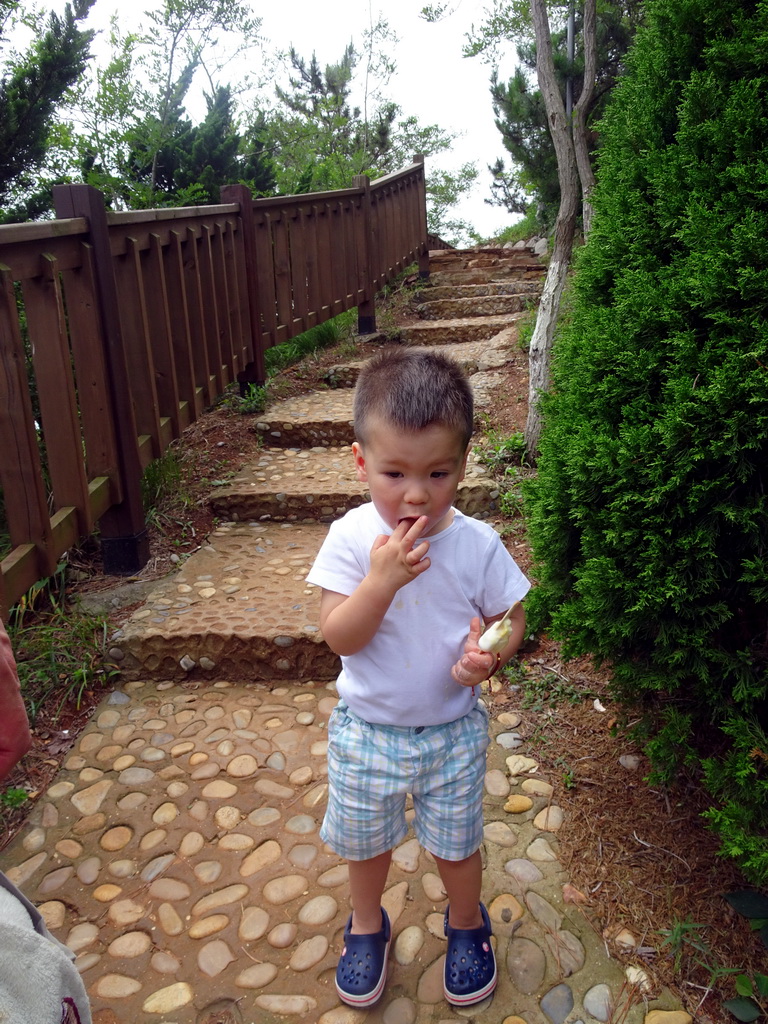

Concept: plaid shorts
[[320, 701, 489, 862]]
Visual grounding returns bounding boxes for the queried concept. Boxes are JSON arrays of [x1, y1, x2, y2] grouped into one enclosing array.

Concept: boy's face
[[352, 417, 470, 537]]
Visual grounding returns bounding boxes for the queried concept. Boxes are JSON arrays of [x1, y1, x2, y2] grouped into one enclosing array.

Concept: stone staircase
[[0, 246, 692, 1024], [107, 247, 545, 684]]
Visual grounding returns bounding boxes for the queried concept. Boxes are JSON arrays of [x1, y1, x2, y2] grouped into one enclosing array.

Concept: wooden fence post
[[413, 153, 430, 280], [352, 174, 376, 334], [52, 184, 150, 575], [220, 184, 265, 391]]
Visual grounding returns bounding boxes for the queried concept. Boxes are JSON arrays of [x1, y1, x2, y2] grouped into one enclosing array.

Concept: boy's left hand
[[451, 616, 497, 689]]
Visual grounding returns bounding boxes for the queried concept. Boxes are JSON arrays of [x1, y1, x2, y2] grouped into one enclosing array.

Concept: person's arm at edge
[[0, 621, 32, 784]]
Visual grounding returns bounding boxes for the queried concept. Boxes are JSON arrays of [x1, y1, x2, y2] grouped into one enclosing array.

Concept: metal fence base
[[101, 531, 151, 576], [357, 314, 377, 334]]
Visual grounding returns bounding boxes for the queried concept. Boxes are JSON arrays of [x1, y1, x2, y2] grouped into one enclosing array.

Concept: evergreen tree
[[233, 111, 276, 199], [174, 87, 275, 203], [126, 85, 275, 206], [525, 0, 768, 883], [488, 66, 558, 220], [263, 39, 475, 242], [138, 0, 261, 199], [268, 43, 397, 193], [125, 62, 197, 203], [0, 0, 95, 218]]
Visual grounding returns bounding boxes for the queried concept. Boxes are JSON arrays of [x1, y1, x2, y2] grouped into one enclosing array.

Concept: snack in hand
[[478, 602, 520, 653]]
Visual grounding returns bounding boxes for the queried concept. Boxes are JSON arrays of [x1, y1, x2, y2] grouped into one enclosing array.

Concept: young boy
[[307, 347, 530, 1009]]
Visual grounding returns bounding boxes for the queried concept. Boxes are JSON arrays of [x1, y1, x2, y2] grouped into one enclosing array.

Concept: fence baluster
[[164, 230, 200, 423], [23, 253, 91, 533], [0, 265, 54, 598]]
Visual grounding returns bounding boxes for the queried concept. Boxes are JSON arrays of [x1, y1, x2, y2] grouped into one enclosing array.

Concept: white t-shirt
[[306, 503, 531, 726], [0, 871, 93, 1023]]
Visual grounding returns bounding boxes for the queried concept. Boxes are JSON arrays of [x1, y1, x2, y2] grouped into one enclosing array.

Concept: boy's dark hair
[[353, 347, 473, 448]]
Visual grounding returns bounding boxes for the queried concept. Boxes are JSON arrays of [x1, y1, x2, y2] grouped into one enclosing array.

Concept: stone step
[[428, 247, 542, 271], [429, 265, 545, 287], [417, 280, 543, 302], [112, 430, 505, 680], [254, 390, 354, 448], [109, 521, 339, 683], [399, 314, 526, 346], [416, 294, 530, 320], [253, 331, 521, 447], [209, 445, 502, 523], [320, 332, 523, 390]]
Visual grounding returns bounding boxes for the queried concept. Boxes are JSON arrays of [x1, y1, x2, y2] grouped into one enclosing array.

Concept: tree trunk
[[525, 0, 581, 458], [573, 0, 597, 236]]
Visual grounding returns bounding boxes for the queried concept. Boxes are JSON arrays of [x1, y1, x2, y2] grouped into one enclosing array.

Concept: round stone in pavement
[[0, 679, 682, 1023], [195, 1000, 242, 1024]]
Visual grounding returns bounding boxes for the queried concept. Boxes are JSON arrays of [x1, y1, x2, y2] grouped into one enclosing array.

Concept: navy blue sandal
[[336, 907, 391, 1008], [443, 902, 497, 1006]]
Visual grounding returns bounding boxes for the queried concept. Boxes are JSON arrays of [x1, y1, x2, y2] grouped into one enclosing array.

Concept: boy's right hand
[[319, 517, 432, 656], [369, 515, 431, 592]]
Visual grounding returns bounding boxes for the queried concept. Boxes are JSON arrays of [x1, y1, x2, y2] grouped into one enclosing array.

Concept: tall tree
[[0, 0, 95, 218], [135, 0, 262, 201], [267, 42, 399, 193], [264, 36, 477, 244], [488, 66, 559, 223], [468, 1, 641, 230], [169, 86, 275, 204], [60, 0, 264, 211], [455, 1, 609, 452]]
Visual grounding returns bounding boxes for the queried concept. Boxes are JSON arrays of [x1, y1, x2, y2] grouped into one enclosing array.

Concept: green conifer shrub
[[525, 0, 768, 883]]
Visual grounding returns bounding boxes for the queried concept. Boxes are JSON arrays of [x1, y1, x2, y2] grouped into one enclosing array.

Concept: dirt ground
[[2, 315, 764, 1024]]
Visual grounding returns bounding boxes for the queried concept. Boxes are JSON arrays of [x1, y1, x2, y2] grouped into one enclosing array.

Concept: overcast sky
[[75, 0, 520, 237]]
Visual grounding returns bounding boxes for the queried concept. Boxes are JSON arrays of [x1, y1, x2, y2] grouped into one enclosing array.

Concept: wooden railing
[[0, 158, 429, 618]]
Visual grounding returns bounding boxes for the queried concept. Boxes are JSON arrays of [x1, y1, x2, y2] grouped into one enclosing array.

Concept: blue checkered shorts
[[320, 701, 489, 862]]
